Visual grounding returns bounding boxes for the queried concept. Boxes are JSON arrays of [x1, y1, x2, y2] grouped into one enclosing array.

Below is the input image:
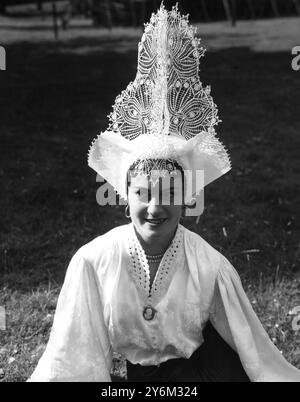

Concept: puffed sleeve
[[209, 257, 300, 382], [28, 250, 113, 382]]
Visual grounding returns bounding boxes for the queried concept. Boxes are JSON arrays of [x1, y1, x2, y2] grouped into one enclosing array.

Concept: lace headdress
[[88, 3, 231, 211]]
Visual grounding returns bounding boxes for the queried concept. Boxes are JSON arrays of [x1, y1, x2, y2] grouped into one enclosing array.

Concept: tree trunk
[[104, 0, 112, 29], [222, 0, 236, 26], [270, 0, 280, 17], [37, 0, 43, 11], [222, 0, 232, 22], [230, 0, 237, 26]]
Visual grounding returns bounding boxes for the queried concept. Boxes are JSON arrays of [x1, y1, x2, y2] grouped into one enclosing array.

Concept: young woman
[[28, 4, 300, 382]]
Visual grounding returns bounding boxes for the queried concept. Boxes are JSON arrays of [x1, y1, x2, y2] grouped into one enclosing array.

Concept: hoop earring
[[125, 205, 131, 219]]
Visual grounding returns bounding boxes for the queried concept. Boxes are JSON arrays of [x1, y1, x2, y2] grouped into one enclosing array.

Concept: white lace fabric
[[107, 4, 218, 139]]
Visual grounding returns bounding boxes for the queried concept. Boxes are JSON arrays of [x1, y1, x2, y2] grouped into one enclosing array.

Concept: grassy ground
[[0, 12, 300, 381]]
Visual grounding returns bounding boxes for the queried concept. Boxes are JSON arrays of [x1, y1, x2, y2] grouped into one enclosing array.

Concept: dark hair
[[126, 158, 185, 203]]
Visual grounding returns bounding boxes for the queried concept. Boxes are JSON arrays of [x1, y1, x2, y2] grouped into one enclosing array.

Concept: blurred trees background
[[1, 0, 300, 25], [89, 0, 300, 27]]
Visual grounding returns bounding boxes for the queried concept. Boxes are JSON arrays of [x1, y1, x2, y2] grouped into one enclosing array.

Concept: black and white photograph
[[0, 0, 300, 384]]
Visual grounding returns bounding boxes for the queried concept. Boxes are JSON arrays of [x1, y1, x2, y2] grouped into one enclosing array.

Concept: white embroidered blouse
[[28, 223, 300, 382]]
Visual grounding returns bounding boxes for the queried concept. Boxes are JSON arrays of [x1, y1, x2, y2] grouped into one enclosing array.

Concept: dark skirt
[[126, 321, 250, 382]]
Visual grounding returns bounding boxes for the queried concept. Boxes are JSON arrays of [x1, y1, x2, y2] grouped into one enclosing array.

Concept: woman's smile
[[144, 217, 167, 227]]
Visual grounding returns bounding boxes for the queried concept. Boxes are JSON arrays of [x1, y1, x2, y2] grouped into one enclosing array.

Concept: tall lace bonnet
[[88, 3, 231, 213]]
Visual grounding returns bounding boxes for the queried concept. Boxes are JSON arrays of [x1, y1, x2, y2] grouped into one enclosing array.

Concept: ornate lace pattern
[[107, 4, 219, 140], [126, 223, 184, 306]]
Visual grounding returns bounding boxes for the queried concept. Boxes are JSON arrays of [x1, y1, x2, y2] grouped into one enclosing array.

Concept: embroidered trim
[[126, 223, 184, 306]]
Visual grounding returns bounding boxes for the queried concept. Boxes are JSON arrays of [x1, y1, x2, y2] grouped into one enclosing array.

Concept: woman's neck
[[133, 225, 178, 255]]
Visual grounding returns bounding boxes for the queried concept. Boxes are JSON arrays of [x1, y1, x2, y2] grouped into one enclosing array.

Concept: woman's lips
[[144, 218, 167, 226]]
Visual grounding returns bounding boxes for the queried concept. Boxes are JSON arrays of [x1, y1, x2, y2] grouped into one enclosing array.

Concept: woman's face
[[127, 170, 184, 245]]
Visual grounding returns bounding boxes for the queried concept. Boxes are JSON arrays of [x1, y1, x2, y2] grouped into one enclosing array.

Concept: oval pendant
[[143, 305, 156, 321]]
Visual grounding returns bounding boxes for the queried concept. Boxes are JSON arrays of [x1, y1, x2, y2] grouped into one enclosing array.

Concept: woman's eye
[[136, 190, 151, 202]]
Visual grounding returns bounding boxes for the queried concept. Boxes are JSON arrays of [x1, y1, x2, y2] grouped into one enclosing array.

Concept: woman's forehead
[[129, 170, 183, 190]]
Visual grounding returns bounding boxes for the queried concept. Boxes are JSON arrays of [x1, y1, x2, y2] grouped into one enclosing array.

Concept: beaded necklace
[[127, 224, 184, 321], [145, 253, 164, 263]]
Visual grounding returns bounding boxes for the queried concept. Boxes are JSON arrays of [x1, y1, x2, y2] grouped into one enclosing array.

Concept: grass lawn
[[0, 12, 300, 381]]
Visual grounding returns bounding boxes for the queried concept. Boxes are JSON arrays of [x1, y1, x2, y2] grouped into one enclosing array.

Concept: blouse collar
[[125, 223, 184, 306]]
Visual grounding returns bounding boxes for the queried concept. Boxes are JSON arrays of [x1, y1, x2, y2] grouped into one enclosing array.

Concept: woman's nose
[[147, 196, 162, 215]]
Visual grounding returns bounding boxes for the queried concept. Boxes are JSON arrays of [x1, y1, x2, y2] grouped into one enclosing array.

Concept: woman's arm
[[28, 251, 112, 382], [209, 257, 300, 382]]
